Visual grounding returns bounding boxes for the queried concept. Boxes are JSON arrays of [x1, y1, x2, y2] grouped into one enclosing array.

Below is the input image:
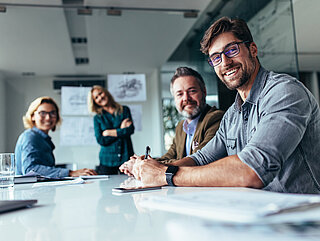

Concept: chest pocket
[[226, 138, 237, 155]]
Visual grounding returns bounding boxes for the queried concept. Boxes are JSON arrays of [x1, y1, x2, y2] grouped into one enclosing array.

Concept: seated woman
[[15, 96, 97, 178], [88, 85, 134, 175]]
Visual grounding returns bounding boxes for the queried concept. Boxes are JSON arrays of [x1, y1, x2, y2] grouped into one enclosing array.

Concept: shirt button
[[118, 154, 121, 157]]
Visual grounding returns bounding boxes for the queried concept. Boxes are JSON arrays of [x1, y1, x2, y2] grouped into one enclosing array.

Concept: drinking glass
[[0, 153, 15, 188]]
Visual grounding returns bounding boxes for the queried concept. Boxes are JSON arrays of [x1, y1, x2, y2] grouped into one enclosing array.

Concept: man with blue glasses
[[131, 17, 320, 194]]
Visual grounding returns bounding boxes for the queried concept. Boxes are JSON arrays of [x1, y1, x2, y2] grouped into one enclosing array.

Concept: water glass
[[0, 153, 15, 188]]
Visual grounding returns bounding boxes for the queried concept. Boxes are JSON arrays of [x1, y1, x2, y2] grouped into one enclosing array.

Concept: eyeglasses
[[208, 41, 250, 67], [37, 111, 57, 118]]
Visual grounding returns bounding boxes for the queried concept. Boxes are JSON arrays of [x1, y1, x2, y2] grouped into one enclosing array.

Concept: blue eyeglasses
[[208, 41, 250, 67]]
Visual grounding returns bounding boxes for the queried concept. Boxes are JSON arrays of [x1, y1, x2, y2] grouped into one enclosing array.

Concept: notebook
[[0, 200, 37, 213]]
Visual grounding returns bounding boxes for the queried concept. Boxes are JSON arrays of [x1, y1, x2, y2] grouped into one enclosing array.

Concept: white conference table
[[1, 175, 320, 241]]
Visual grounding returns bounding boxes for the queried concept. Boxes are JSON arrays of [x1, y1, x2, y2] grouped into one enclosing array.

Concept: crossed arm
[[102, 118, 132, 137]]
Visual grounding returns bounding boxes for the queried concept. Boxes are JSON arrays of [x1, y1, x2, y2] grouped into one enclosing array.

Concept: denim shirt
[[15, 127, 69, 178], [191, 67, 320, 194]]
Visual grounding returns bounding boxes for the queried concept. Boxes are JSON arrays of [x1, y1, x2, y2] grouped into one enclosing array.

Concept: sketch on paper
[[61, 86, 91, 115], [60, 117, 97, 146], [108, 74, 147, 102], [127, 104, 142, 131]]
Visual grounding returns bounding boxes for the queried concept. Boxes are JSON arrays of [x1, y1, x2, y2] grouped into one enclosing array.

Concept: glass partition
[[161, 0, 298, 151]]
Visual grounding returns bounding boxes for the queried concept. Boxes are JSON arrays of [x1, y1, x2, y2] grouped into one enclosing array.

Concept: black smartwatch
[[165, 166, 179, 186]]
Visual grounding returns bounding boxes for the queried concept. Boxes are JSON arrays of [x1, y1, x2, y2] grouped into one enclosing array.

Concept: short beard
[[222, 53, 256, 90], [180, 105, 201, 119], [179, 96, 206, 120], [222, 70, 251, 90]]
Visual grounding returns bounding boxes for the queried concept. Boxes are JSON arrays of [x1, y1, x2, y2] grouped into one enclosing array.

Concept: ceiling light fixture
[[0, 3, 199, 17], [107, 8, 122, 16], [184, 11, 198, 18], [0, 5, 6, 12], [77, 7, 92, 15]]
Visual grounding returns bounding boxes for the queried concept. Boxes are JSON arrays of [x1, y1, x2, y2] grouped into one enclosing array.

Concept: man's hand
[[120, 118, 132, 129], [69, 168, 97, 177], [132, 156, 167, 186], [119, 154, 139, 176]]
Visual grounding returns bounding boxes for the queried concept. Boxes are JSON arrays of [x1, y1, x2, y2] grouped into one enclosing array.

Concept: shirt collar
[[32, 127, 55, 150], [183, 114, 201, 135], [31, 127, 49, 138], [234, 66, 268, 111]]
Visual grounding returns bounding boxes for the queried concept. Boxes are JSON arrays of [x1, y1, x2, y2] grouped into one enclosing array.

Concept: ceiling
[[0, 0, 319, 79], [0, 0, 212, 77]]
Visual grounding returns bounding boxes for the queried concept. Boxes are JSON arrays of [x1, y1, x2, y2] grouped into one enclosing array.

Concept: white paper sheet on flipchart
[[127, 104, 142, 131], [61, 86, 91, 115], [107, 74, 147, 102], [139, 189, 320, 224], [59, 116, 97, 146]]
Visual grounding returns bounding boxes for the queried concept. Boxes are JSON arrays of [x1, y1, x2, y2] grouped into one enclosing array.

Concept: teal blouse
[[93, 106, 134, 167]]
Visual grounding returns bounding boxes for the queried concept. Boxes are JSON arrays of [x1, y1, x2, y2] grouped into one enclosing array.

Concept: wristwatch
[[165, 166, 179, 186]]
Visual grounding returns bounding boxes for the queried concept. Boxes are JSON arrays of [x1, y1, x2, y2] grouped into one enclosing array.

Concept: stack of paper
[[14, 175, 37, 184], [139, 189, 320, 224]]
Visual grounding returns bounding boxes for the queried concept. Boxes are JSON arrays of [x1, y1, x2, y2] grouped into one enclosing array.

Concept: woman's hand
[[69, 168, 97, 177], [102, 129, 117, 137], [120, 118, 132, 128]]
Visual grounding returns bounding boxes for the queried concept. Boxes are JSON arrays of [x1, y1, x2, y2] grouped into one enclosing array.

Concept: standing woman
[[15, 96, 97, 178], [88, 85, 134, 175]]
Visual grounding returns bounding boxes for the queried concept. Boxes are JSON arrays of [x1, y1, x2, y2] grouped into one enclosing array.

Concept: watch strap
[[165, 166, 179, 186]]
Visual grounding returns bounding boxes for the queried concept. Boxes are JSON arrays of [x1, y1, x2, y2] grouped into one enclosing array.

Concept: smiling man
[[120, 67, 224, 174], [131, 17, 320, 194], [157, 67, 224, 163]]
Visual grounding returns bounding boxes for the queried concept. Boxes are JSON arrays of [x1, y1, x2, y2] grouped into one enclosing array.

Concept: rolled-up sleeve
[[190, 115, 228, 166], [238, 80, 312, 185]]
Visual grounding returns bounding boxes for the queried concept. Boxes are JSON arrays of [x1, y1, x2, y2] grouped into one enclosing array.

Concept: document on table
[[79, 175, 109, 180], [32, 177, 85, 187], [63, 175, 109, 180], [139, 189, 320, 224], [166, 218, 320, 241]]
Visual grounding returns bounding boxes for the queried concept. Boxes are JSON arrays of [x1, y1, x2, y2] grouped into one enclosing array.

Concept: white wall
[[4, 69, 163, 169], [128, 69, 164, 158], [0, 73, 5, 152]]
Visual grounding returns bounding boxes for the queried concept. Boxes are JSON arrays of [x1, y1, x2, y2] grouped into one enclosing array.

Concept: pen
[[145, 146, 151, 159]]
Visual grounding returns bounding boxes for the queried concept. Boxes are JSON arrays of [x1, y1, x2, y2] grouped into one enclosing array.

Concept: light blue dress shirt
[[15, 127, 69, 178], [183, 115, 201, 156], [190, 67, 320, 194]]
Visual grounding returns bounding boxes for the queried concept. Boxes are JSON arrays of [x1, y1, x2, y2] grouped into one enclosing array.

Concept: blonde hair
[[23, 96, 61, 131], [88, 85, 123, 115]]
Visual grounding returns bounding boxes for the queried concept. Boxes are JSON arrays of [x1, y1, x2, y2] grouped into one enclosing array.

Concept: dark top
[[93, 105, 134, 167]]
